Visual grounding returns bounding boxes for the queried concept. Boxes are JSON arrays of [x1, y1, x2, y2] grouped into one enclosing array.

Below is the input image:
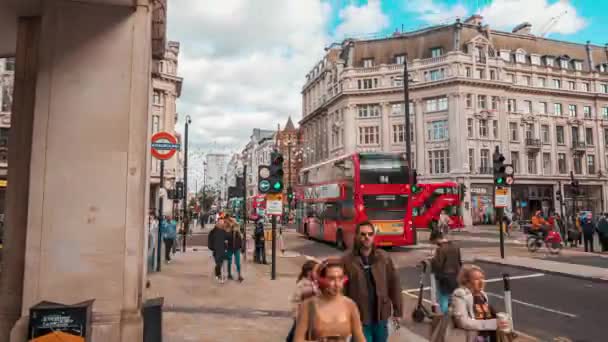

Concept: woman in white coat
[[450, 265, 509, 342]]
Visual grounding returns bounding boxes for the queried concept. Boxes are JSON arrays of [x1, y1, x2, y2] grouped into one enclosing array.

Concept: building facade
[[150, 41, 183, 215], [205, 153, 229, 204], [300, 16, 608, 225], [242, 128, 276, 197], [0, 58, 13, 221], [277, 117, 303, 204]]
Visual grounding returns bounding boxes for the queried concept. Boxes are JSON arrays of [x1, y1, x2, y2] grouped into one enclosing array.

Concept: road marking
[[485, 292, 578, 318], [402, 273, 545, 293]]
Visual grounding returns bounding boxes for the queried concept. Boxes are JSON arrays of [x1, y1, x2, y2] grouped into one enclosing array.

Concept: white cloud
[[167, 0, 332, 156], [480, 0, 586, 36], [334, 0, 390, 39], [407, 0, 586, 36], [405, 0, 468, 25]]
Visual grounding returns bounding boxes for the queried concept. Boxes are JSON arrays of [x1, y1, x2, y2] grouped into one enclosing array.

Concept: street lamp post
[[182, 115, 191, 253], [403, 55, 417, 245]]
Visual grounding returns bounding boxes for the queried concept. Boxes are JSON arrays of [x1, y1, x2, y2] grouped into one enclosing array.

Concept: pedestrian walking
[[430, 233, 462, 314], [342, 221, 402, 342], [581, 212, 596, 253], [254, 219, 267, 264], [225, 215, 244, 282], [208, 218, 228, 283], [286, 260, 319, 342], [438, 209, 452, 236], [597, 213, 608, 252], [294, 258, 366, 342], [161, 216, 177, 263], [448, 265, 510, 342]]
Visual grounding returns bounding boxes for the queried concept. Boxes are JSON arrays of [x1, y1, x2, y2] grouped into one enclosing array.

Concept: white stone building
[[205, 153, 229, 203], [300, 15, 608, 225], [241, 129, 276, 197]]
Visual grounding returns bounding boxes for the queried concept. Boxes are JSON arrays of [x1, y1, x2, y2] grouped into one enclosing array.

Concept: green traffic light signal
[[496, 177, 504, 185], [273, 181, 283, 190]]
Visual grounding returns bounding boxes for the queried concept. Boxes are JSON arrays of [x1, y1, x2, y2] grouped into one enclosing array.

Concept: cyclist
[[530, 210, 550, 239]]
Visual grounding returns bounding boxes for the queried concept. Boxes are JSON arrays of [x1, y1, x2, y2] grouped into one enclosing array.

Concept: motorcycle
[[526, 228, 563, 254]]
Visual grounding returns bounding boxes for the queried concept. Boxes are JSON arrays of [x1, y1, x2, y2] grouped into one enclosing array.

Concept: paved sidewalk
[[145, 246, 428, 341], [475, 255, 608, 281]]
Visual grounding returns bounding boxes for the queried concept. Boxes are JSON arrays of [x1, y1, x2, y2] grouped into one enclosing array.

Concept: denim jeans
[[362, 320, 388, 342], [226, 249, 241, 275]]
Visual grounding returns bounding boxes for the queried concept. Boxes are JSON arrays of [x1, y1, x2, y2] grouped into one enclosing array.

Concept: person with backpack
[[430, 233, 462, 314], [254, 219, 267, 264]]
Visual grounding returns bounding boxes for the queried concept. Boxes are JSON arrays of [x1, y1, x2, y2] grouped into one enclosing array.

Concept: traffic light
[[268, 151, 284, 193], [176, 181, 184, 199], [411, 169, 421, 193], [287, 186, 294, 201], [493, 147, 506, 186], [556, 189, 562, 202], [258, 165, 271, 193], [459, 183, 467, 201], [570, 171, 580, 196]]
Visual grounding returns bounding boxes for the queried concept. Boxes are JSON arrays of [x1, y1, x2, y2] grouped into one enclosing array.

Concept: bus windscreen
[[359, 154, 409, 184]]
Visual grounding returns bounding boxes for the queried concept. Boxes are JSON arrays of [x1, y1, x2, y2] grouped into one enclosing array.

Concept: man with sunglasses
[[342, 221, 402, 342]]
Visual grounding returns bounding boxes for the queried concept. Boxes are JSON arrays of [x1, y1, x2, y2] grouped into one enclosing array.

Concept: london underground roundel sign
[[151, 131, 180, 160]]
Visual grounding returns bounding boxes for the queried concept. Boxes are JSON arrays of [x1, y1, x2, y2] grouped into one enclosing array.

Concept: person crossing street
[[342, 221, 402, 342]]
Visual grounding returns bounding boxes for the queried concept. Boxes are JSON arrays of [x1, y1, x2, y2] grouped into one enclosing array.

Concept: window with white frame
[[540, 102, 548, 114], [358, 78, 378, 89], [542, 153, 551, 175], [491, 96, 499, 110], [476, 69, 485, 79], [541, 125, 550, 144], [425, 97, 448, 112], [478, 95, 487, 109], [363, 58, 374, 68], [357, 104, 381, 118], [490, 69, 497, 80], [466, 67, 472, 77], [603, 107, 608, 119], [573, 155, 583, 174], [516, 53, 526, 63], [525, 123, 534, 140], [395, 55, 405, 65], [480, 149, 490, 169], [558, 153, 567, 173], [574, 61, 583, 71], [586, 127, 594, 145], [568, 81, 576, 90], [538, 77, 546, 87], [427, 120, 449, 141], [391, 103, 403, 115], [560, 59, 569, 69], [584, 106, 592, 118], [523, 75, 531, 86], [523, 100, 532, 114], [358, 126, 380, 145], [391, 76, 403, 87], [430, 69, 444, 81], [601, 84, 608, 93], [554, 103, 563, 116], [466, 94, 473, 108], [493, 120, 499, 139], [431, 47, 443, 58], [568, 104, 577, 117], [582, 83, 590, 92], [428, 150, 450, 174], [507, 99, 516, 112], [507, 73, 514, 83], [153, 90, 162, 105], [392, 124, 405, 143], [479, 119, 488, 138], [511, 152, 519, 172], [546, 57, 555, 67], [469, 148, 475, 172], [509, 122, 518, 141], [468, 118, 474, 138], [527, 153, 537, 174], [556, 126, 565, 144], [553, 79, 561, 89], [531, 55, 541, 65], [588, 155, 596, 174]]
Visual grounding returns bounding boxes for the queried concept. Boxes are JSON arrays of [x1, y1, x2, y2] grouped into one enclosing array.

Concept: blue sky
[[326, 0, 603, 45]]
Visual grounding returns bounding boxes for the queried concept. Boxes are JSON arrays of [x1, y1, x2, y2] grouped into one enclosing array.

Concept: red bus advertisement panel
[[411, 181, 464, 229]]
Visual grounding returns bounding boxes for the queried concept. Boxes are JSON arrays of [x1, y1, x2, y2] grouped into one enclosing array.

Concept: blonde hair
[[457, 264, 485, 288]]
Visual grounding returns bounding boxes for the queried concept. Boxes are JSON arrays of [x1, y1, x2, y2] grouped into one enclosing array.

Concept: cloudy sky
[[168, 0, 599, 159]]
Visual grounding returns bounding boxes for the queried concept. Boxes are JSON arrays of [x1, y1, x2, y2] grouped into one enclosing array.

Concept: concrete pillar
[[344, 104, 357, 154], [0, 2, 152, 341], [414, 100, 425, 175], [448, 93, 464, 173], [380, 102, 391, 152], [0, 16, 40, 342]]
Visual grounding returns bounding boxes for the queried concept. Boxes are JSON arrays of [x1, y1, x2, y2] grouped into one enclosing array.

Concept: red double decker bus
[[246, 195, 266, 221], [295, 152, 415, 249], [411, 181, 464, 230]]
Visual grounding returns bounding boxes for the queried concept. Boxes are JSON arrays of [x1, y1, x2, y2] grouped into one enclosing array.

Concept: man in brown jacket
[[430, 233, 462, 313], [342, 221, 402, 342]]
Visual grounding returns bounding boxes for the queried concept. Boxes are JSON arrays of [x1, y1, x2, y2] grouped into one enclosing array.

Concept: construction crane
[[539, 10, 568, 37]]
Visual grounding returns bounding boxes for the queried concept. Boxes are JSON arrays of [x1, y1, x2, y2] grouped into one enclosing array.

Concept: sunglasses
[[360, 232, 374, 237]]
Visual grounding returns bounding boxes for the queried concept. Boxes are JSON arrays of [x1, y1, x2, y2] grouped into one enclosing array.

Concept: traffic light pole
[[182, 116, 191, 253], [242, 165, 247, 261], [403, 56, 416, 245], [157, 160, 164, 272], [271, 215, 277, 280]]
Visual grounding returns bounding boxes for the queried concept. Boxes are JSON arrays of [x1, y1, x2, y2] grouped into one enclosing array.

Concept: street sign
[[495, 187, 510, 208], [258, 180, 271, 193], [151, 131, 180, 160], [266, 194, 283, 216]]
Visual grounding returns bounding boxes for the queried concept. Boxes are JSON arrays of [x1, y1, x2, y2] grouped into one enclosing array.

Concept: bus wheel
[[336, 230, 345, 250]]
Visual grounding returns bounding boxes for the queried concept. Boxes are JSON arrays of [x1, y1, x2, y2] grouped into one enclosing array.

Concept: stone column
[[380, 102, 391, 152], [448, 93, 465, 174], [414, 100, 425, 175], [2, 2, 152, 341], [344, 104, 357, 154]]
